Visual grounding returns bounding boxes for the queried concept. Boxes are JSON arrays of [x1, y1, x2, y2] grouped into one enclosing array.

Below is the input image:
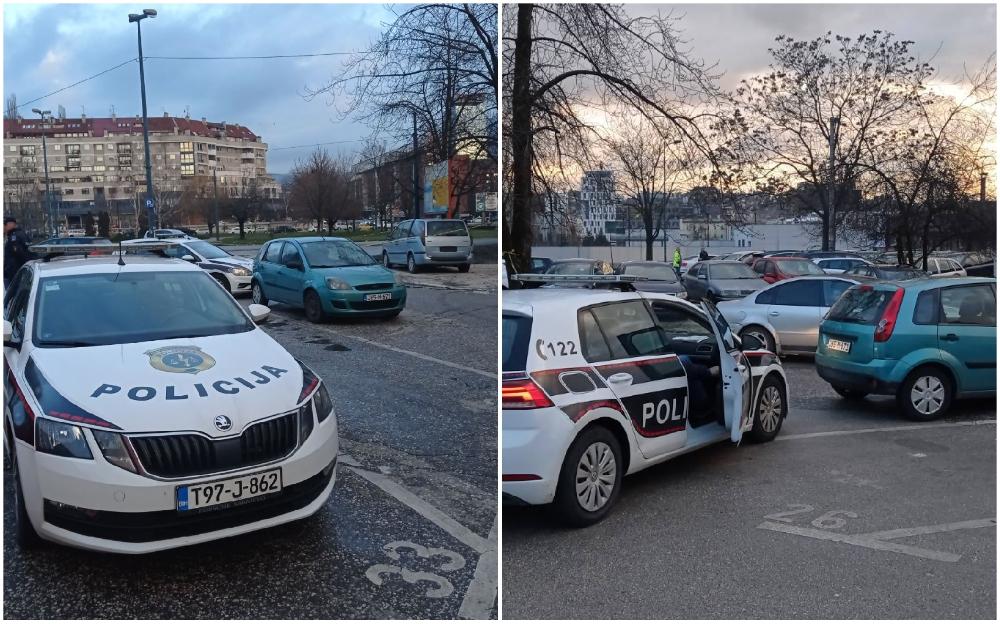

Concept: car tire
[[407, 253, 418, 274], [832, 386, 868, 400], [553, 426, 623, 527], [748, 374, 787, 442], [212, 273, 231, 294], [898, 366, 953, 421], [303, 290, 327, 324], [458, 264, 471, 273], [382, 251, 391, 269], [739, 326, 776, 353], [12, 448, 42, 549], [251, 281, 269, 306]]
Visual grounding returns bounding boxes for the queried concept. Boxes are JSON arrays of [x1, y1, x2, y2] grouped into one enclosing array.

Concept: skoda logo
[[214, 415, 233, 432]]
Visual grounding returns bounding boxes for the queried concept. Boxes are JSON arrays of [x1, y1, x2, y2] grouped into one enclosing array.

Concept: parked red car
[[751, 256, 826, 284]]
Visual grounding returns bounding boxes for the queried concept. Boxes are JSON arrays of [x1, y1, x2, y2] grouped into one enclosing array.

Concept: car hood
[[710, 278, 768, 292], [312, 264, 395, 286], [207, 256, 253, 270], [27, 329, 305, 435]]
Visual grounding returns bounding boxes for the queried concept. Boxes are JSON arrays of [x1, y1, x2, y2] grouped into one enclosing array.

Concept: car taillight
[[502, 378, 553, 409], [874, 288, 905, 342]]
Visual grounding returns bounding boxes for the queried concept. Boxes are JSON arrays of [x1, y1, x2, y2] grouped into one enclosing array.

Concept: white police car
[[502, 275, 788, 525], [3, 243, 339, 553], [123, 237, 254, 296]]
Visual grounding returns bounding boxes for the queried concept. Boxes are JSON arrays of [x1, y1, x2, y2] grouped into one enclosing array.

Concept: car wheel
[[303, 290, 327, 323], [251, 281, 269, 306], [212, 273, 231, 294], [898, 366, 953, 421], [458, 264, 471, 273], [739, 326, 775, 353], [12, 447, 41, 549], [553, 426, 622, 527], [832, 386, 868, 400], [748, 375, 787, 442], [382, 251, 391, 268], [407, 253, 418, 274]]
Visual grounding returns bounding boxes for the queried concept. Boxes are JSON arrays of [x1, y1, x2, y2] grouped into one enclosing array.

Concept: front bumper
[[17, 416, 339, 554], [227, 273, 253, 294], [322, 285, 407, 316]]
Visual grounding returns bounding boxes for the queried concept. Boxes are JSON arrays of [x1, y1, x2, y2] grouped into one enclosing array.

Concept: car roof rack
[[510, 273, 648, 291]]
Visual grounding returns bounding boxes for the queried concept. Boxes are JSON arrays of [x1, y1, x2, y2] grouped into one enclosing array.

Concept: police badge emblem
[[145, 346, 216, 374]]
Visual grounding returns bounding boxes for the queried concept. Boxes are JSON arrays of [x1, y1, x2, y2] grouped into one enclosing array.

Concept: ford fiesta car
[[3, 244, 339, 553]]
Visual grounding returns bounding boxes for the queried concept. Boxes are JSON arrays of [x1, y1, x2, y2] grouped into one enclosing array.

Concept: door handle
[[768, 311, 780, 317], [606, 372, 634, 386], [942, 333, 960, 342]]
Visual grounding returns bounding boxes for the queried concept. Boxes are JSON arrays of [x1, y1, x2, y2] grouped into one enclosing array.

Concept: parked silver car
[[682, 260, 769, 303], [716, 276, 859, 355], [615, 260, 685, 296]]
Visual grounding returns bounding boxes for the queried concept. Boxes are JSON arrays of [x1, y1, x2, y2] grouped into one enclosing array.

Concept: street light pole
[[31, 108, 55, 236], [828, 115, 840, 251], [129, 9, 157, 235], [213, 167, 220, 241]]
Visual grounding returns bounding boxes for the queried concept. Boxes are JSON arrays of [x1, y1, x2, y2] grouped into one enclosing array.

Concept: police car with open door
[[502, 274, 788, 525], [3, 242, 339, 553]]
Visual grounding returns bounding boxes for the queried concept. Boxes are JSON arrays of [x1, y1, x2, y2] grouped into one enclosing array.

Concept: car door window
[[263, 241, 283, 263], [940, 285, 996, 326], [7, 276, 32, 344], [695, 264, 708, 278], [578, 309, 612, 362], [650, 302, 714, 355], [4, 266, 31, 312], [913, 289, 939, 325], [822, 280, 853, 307], [771, 280, 821, 306], [280, 244, 303, 268], [411, 220, 426, 239], [589, 301, 667, 359]]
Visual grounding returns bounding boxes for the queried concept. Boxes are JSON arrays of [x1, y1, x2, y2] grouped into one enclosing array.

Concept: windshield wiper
[[39, 340, 102, 347]]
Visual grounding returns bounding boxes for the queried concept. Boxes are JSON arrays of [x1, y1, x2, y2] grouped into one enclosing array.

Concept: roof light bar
[[509, 273, 649, 283], [29, 243, 116, 255]]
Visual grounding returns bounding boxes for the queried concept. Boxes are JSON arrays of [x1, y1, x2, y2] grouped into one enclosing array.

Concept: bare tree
[[230, 175, 263, 240], [288, 148, 337, 232], [5, 94, 19, 120]]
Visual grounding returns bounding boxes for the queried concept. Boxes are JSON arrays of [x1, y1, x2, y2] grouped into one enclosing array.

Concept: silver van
[[381, 218, 473, 273]]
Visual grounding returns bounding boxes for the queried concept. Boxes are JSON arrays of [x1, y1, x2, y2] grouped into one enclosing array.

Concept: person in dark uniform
[[699, 248, 710, 261], [4, 218, 33, 289]]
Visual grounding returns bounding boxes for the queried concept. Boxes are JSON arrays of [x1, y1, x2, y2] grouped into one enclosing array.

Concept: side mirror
[[248, 304, 271, 323], [181, 254, 196, 263], [3, 320, 12, 343]]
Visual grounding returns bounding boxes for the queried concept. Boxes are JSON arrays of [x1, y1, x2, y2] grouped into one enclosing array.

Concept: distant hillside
[[269, 173, 293, 185]]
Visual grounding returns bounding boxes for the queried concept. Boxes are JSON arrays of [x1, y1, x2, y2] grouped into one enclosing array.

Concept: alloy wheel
[[758, 385, 782, 432], [575, 441, 617, 512]]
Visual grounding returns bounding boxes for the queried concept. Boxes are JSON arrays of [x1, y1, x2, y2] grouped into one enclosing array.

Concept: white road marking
[[347, 466, 492, 554], [757, 521, 962, 562], [458, 514, 498, 620], [857, 518, 996, 541], [270, 313, 497, 380], [776, 419, 996, 441]]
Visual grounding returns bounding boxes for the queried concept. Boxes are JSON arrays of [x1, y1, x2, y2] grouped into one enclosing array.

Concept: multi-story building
[[3, 112, 281, 232], [578, 169, 622, 237]]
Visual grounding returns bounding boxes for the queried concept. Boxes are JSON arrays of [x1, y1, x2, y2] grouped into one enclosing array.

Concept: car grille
[[355, 283, 394, 291], [351, 298, 397, 310], [129, 413, 298, 478]]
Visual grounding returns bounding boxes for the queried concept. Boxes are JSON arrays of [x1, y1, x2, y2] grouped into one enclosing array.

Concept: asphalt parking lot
[[502, 357, 996, 619], [4, 267, 498, 619]]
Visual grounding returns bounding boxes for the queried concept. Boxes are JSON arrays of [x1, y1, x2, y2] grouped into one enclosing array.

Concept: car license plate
[[364, 292, 392, 302], [826, 337, 851, 353], [176, 468, 282, 511], [440, 246, 457, 252]]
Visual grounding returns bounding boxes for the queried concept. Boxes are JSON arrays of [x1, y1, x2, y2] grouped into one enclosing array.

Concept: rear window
[[426, 220, 469, 237], [776, 259, 825, 275], [502, 315, 532, 372], [826, 286, 898, 324], [620, 264, 677, 282]]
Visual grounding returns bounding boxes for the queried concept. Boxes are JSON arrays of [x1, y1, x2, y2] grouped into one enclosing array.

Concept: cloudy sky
[[3, 3, 416, 174]]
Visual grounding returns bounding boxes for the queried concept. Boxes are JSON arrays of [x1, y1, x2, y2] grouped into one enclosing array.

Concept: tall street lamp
[[31, 108, 55, 236], [128, 8, 157, 235]]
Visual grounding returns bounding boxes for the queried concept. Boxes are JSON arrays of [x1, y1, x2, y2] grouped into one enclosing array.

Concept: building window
[[180, 153, 194, 164], [181, 164, 194, 177], [20, 145, 36, 156], [169, 153, 176, 160], [96, 144, 103, 151], [94, 165, 106, 172], [66, 144, 81, 156], [64, 189, 74, 196], [81, 188, 90, 195], [180, 142, 194, 152]]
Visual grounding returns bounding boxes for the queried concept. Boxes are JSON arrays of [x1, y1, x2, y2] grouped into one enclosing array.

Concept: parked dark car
[[683, 260, 769, 302], [545, 258, 614, 276], [272, 225, 298, 233], [844, 264, 927, 282], [615, 260, 686, 296]]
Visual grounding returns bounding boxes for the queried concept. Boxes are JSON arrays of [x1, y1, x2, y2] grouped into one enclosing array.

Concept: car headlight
[[393, 272, 404, 286], [36, 418, 93, 459], [230, 266, 251, 277], [314, 381, 334, 423], [92, 430, 139, 473], [326, 277, 352, 290], [298, 402, 315, 444]]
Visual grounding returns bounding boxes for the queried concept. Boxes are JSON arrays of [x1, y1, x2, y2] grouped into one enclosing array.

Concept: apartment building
[[3, 112, 281, 229], [579, 169, 622, 237]]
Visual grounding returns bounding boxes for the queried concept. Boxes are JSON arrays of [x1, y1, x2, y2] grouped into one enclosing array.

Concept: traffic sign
[[145, 198, 154, 209]]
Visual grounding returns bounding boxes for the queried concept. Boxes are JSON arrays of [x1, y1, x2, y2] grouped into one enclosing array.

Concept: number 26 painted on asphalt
[[764, 504, 858, 530]]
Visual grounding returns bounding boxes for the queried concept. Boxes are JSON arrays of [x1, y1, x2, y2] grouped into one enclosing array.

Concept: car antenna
[[118, 240, 126, 266]]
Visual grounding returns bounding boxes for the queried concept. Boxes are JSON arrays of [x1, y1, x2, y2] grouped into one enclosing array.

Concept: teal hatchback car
[[251, 237, 406, 322], [816, 277, 996, 420]]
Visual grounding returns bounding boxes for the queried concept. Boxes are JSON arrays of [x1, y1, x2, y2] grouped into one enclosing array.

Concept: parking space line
[[271, 314, 497, 380], [347, 466, 492, 554], [857, 518, 996, 540], [757, 521, 962, 562], [458, 514, 498, 620], [776, 419, 996, 441]]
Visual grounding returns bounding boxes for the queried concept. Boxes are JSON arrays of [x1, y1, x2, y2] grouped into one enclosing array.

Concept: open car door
[[701, 300, 753, 442]]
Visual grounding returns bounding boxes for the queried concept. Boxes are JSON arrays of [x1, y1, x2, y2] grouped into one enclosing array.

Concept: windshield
[[300, 240, 376, 268], [184, 240, 231, 260], [621, 264, 677, 282], [33, 271, 254, 347], [426, 220, 469, 237], [502, 315, 532, 372], [709, 263, 758, 279], [776, 259, 825, 275]]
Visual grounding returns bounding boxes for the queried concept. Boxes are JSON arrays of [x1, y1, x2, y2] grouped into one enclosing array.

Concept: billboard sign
[[423, 161, 449, 216]]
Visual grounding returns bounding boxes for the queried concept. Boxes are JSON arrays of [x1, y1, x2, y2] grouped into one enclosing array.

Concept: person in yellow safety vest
[[672, 247, 682, 279]]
